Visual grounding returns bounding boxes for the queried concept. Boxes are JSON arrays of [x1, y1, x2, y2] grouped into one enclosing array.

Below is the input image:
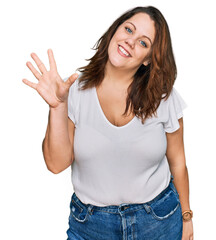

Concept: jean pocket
[[69, 199, 90, 223], [147, 187, 180, 221]]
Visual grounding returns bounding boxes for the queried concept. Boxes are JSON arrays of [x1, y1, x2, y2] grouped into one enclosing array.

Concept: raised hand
[[22, 49, 78, 109]]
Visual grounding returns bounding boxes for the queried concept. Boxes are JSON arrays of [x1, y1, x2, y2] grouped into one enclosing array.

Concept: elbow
[[46, 163, 63, 174], [43, 156, 62, 174], [45, 159, 72, 174], [42, 141, 63, 174], [42, 144, 73, 174], [49, 169, 62, 174]]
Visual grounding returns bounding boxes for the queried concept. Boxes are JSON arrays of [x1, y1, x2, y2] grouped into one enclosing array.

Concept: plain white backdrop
[[0, 0, 215, 239]]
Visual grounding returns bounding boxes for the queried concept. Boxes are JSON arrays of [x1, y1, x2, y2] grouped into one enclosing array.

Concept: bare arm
[[166, 117, 193, 239], [166, 117, 190, 212], [22, 49, 78, 174], [42, 104, 75, 174]]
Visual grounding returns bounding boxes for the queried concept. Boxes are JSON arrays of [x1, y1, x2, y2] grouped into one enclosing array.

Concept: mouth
[[117, 45, 132, 57]]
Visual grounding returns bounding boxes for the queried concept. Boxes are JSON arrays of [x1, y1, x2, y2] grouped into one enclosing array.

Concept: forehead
[[123, 12, 155, 43]]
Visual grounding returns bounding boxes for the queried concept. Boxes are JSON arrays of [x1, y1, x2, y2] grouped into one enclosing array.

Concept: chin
[[107, 53, 126, 69], [108, 58, 123, 68]]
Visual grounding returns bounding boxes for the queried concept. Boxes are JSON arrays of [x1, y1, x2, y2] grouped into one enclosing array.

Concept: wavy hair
[[76, 6, 177, 124]]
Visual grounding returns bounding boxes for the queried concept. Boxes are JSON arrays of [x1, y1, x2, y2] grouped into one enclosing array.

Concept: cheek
[[108, 39, 117, 56], [136, 48, 150, 61]]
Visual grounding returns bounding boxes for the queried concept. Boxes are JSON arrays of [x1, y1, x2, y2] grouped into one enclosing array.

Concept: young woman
[[23, 6, 193, 240]]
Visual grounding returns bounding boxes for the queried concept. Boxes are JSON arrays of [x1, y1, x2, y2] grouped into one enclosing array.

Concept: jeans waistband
[[71, 175, 175, 215]]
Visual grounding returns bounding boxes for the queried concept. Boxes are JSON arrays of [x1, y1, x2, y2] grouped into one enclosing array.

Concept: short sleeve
[[63, 77, 79, 126], [163, 87, 188, 133]]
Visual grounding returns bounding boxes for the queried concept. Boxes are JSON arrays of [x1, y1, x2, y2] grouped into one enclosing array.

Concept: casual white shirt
[[63, 75, 188, 206]]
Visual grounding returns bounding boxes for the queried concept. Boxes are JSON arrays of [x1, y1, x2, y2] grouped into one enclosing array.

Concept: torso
[[96, 82, 135, 127]]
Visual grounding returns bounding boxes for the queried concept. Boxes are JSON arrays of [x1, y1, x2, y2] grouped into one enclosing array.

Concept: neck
[[104, 61, 138, 88]]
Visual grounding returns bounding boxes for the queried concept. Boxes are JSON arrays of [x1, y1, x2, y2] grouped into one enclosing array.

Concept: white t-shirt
[[63, 75, 188, 206]]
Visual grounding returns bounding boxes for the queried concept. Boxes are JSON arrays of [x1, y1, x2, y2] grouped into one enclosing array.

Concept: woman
[[22, 6, 193, 240]]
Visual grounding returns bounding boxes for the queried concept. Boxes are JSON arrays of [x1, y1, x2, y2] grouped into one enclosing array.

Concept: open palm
[[22, 49, 78, 108]]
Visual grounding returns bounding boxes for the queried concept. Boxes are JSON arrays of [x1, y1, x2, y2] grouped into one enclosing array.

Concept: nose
[[125, 37, 135, 49]]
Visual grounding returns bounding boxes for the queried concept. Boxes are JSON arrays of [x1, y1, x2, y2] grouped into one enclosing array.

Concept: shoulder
[[161, 86, 188, 133], [160, 86, 187, 107]]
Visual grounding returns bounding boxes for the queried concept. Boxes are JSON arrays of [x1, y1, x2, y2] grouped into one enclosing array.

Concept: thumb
[[65, 73, 79, 88]]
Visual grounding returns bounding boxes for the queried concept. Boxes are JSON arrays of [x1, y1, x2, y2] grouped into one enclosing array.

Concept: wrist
[[49, 102, 68, 111], [182, 209, 193, 222]]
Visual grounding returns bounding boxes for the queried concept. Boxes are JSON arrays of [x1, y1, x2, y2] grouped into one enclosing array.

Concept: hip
[[66, 175, 183, 240]]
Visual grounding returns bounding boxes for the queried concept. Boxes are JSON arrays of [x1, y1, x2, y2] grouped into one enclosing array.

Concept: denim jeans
[[66, 175, 183, 240]]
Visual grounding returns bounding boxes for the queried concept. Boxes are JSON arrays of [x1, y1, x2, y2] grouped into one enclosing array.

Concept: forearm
[[170, 165, 190, 212], [42, 103, 72, 173]]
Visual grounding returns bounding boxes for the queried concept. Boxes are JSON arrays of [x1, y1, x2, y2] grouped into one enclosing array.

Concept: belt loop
[[171, 174, 174, 182], [143, 204, 151, 213], [88, 205, 94, 215]]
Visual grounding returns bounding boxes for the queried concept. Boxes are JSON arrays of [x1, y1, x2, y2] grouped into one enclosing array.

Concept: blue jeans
[[66, 175, 183, 240]]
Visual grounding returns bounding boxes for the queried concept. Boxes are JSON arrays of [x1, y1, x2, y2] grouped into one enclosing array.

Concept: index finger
[[47, 49, 57, 71]]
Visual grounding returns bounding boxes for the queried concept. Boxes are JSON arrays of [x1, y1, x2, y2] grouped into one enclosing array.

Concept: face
[[107, 13, 155, 71]]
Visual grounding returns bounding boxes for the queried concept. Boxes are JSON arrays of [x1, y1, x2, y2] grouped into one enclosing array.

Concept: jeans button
[[120, 206, 129, 211]]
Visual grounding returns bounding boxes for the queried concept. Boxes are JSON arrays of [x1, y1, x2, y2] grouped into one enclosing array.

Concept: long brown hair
[[76, 6, 177, 124]]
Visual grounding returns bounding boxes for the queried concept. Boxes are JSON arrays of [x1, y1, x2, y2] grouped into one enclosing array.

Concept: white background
[[0, 0, 215, 239]]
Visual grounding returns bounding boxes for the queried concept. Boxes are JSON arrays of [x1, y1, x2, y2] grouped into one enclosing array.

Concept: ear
[[143, 60, 150, 66], [143, 61, 150, 67]]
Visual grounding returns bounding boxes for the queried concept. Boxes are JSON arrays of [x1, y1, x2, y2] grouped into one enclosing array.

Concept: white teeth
[[119, 46, 130, 57]]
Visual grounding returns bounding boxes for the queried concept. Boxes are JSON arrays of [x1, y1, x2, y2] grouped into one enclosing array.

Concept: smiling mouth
[[118, 45, 131, 57]]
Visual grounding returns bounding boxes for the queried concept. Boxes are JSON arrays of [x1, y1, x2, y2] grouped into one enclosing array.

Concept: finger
[[26, 61, 42, 80], [22, 78, 37, 90], [65, 73, 79, 88], [47, 49, 57, 71], [31, 52, 47, 74]]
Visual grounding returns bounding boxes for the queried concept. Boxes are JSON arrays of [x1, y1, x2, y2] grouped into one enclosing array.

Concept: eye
[[125, 27, 132, 34], [140, 40, 147, 48]]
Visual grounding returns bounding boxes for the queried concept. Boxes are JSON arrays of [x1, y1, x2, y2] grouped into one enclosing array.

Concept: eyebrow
[[125, 21, 153, 45]]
